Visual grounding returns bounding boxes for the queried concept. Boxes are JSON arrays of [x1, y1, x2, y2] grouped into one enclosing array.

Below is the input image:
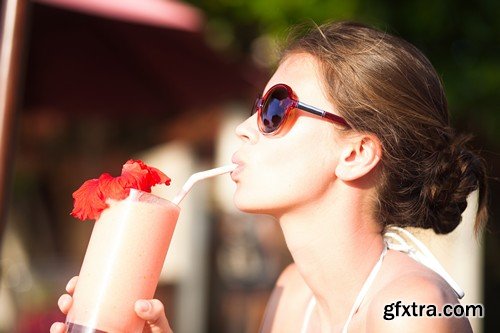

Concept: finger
[[135, 299, 172, 333], [66, 276, 78, 294], [58, 294, 73, 314], [50, 322, 67, 333]]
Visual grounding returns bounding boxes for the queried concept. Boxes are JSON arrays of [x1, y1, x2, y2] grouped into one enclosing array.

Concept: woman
[[51, 21, 488, 333]]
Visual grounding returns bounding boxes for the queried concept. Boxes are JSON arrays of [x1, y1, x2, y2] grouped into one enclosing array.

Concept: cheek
[[233, 151, 290, 213], [233, 129, 336, 213]]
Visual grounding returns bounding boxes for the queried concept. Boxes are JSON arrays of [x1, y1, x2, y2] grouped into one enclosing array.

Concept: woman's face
[[231, 53, 346, 217]]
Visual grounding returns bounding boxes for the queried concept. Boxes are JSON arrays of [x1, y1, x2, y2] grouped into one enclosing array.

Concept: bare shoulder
[[260, 263, 312, 333], [271, 262, 312, 298], [274, 262, 298, 283], [366, 264, 472, 333]]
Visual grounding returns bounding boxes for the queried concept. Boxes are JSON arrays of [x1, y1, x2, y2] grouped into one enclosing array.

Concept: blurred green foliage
[[187, 0, 500, 145]]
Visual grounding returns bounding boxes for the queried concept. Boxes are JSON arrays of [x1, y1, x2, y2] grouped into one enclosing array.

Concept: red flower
[[70, 178, 107, 221], [71, 160, 171, 221], [98, 173, 130, 201], [120, 159, 171, 191]]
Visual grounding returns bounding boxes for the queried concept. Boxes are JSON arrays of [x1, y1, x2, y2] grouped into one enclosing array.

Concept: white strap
[[341, 244, 388, 333], [384, 226, 465, 299], [300, 245, 388, 333], [300, 296, 317, 333], [299, 227, 463, 333]]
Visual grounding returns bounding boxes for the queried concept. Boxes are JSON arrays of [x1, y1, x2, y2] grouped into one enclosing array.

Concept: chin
[[233, 194, 260, 214], [232, 190, 281, 217]]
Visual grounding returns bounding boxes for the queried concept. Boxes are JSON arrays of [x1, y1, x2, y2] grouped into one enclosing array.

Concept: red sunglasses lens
[[259, 86, 293, 134]]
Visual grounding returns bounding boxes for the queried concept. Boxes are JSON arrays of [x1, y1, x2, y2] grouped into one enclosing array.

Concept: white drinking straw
[[171, 164, 238, 205]]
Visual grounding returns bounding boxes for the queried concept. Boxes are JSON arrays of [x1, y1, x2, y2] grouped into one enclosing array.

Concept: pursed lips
[[231, 153, 245, 180]]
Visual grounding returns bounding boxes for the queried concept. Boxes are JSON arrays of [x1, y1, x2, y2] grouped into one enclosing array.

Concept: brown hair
[[283, 21, 488, 234]]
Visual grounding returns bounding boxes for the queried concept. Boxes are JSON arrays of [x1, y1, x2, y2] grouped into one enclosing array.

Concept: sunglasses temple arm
[[297, 101, 324, 117], [297, 101, 350, 127]]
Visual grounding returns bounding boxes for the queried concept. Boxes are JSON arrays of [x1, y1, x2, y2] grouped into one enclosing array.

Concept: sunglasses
[[252, 83, 350, 135]]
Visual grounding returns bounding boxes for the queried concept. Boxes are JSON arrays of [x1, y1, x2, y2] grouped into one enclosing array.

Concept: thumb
[[135, 299, 173, 333]]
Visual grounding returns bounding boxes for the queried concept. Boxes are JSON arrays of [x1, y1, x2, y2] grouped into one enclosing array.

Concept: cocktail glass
[[65, 189, 180, 333], [65, 164, 236, 332]]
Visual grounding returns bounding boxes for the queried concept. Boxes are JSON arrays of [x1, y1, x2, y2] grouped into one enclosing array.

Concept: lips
[[231, 153, 245, 181]]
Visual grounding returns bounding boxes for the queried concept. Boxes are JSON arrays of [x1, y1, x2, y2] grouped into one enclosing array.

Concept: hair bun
[[422, 134, 486, 234]]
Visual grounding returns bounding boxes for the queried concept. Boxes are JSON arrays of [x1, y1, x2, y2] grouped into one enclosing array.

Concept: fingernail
[[66, 280, 73, 292], [58, 294, 70, 308], [50, 322, 64, 332], [137, 300, 151, 312]]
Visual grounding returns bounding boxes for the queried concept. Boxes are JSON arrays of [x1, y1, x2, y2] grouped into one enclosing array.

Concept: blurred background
[[0, 0, 498, 332]]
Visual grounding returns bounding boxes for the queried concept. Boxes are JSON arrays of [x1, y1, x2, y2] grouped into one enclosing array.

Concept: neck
[[276, 186, 385, 329]]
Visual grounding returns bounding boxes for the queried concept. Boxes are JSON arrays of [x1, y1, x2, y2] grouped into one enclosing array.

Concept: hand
[[50, 276, 173, 333], [50, 276, 77, 333], [134, 299, 173, 333]]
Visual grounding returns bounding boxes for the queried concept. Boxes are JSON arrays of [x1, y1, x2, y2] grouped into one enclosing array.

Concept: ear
[[335, 134, 382, 181]]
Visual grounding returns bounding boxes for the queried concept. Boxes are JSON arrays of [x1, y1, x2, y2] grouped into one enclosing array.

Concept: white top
[[300, 226, 464, 333]]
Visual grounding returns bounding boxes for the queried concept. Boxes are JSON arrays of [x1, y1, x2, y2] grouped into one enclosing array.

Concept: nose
[[235, 113, 259, 143]]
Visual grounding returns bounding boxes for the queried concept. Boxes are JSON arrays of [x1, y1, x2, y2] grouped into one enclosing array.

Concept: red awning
[[32, 0, 203, 31], [22, 2, 263, 116]]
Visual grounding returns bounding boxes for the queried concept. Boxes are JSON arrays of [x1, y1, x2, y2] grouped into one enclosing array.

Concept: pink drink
[[66, 189, 180, 333]]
